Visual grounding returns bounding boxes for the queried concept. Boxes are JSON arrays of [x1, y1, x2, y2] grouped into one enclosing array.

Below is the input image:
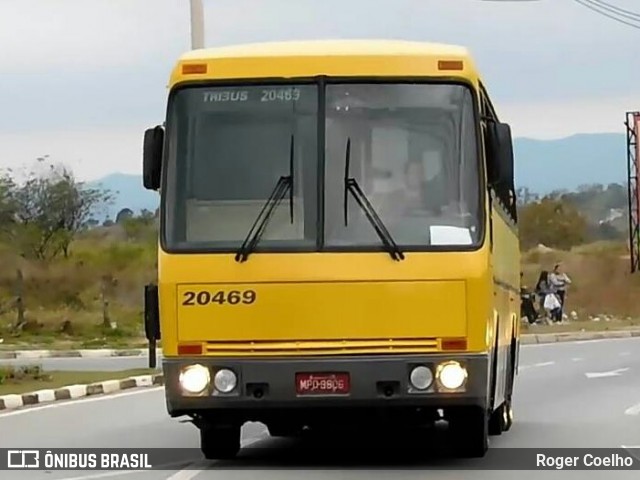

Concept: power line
[[589, 0, 640, 20], [583, 0, 640, 21], [575, 0, 640, 27], [573, 0, 640, 30]]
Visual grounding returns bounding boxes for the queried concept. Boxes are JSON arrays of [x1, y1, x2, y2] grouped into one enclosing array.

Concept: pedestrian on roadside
[[534, 270, 551, 314], [535, 270, 562, 323], [520, 273, 538, 324], [549, 263, 571, 320]]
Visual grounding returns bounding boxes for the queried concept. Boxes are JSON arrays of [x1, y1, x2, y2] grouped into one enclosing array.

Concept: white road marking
[[520, 337, 640, 348], [571, 357, 584, 362], [585, 368, 630, 379], [164, 436, 265, 480], [61, 469, 158, 480], [58, 436, 266, 480], [624, 403, 640, 416], [59, 460, 195, 480], [163, 461, 210, 480], [0, 387, 163, 418], [620, 352, 631, 357], [533, 361, 555, 367], [621, 445, 640, 461], [518, 361, 555, 371]]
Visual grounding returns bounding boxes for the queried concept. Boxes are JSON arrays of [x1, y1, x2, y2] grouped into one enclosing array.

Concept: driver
[[386, 159, 450, 218]]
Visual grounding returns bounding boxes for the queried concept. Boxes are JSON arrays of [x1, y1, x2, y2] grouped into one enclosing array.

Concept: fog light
[[179, 364, 210, 394], [437, 361, 467, 390], [409, 365, 433, 390], [213, 368, 237, 393]]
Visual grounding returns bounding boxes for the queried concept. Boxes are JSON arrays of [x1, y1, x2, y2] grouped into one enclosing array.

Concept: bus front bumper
[[162, 354, 490, 419]]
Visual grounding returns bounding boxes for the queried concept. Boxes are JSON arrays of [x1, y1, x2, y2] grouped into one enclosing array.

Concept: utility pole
[[190, 0, 205, 49]]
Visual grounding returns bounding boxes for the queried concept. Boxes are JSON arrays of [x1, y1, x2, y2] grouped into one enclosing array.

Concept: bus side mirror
[[143, 126, 164, 191], [485, 121, 514, 189]]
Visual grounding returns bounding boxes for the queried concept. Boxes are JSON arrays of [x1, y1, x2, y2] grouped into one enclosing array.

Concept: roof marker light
[[182, 63, 208, 74], [438, 60, 464, 71]]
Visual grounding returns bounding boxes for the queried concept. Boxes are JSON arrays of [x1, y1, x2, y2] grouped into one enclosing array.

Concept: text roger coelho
[[537, 453, 636, 469]]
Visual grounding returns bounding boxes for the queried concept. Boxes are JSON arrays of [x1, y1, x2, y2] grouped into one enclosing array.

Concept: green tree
[[589, 222, 624, 241], [0, 171, 16, 229], [115, 208, 134, 224], [122, 210, 156, 242], [518, 197, 588, 250], [139, 209, 155, 220], [3, 158, 112, 259]]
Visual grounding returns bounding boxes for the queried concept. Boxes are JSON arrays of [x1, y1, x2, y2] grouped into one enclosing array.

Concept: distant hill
[[86, 173, 159, 222], [86, 133, 629, 221], [513, 133, 626, 193]]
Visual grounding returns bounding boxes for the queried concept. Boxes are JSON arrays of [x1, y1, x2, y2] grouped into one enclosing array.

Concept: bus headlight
[[213, 368, 237, 393], [436, 361, 467, 390], [179, 364, 210, 394], [409, 365, 433, 390]]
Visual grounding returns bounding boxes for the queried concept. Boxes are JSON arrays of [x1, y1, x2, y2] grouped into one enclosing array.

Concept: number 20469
[[182, 290, 256, 306]]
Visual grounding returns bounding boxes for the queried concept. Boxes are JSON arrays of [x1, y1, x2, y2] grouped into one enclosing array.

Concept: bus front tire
[[199, 424, 241, 460], [450, 406, 489, 458], [488, 400, 510, 436], [489, 337, 517, 436], [504, 401, 514, 431]]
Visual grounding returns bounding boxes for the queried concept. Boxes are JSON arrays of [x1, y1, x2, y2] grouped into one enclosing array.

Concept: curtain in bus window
[[185, 115, 303, 243]]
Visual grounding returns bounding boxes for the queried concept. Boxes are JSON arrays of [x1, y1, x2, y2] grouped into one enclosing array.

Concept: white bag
[[544, 293, 561, 311]]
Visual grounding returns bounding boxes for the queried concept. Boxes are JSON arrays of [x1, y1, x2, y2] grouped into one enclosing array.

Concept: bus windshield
[[163, 84, 319, 251], [163, 82, 482, 252], [324, 83, 482, 248]]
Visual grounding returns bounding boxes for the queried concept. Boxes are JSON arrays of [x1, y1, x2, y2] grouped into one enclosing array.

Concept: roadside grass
[[0, 308, 147, 348], [521, 240, 640, 320], [0, 365, 157, 396], [0, 224, 156, 349]]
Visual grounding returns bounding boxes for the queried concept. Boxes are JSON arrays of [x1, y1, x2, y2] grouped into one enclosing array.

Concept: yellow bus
[[141, 39, 520, 459]]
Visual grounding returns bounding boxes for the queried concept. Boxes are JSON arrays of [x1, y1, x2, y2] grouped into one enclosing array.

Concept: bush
[[519, 197, 588, 250]]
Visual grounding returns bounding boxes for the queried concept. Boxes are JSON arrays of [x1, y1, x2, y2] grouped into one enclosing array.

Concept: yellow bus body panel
[[159, 247, 494, 357], [176, 279, 467, 341]]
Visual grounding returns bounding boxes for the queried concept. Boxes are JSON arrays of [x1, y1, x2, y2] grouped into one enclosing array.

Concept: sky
[[1, 0, 640, 181]]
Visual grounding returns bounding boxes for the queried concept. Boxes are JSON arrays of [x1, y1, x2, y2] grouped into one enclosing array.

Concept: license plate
[[295, 372, 350, 395]]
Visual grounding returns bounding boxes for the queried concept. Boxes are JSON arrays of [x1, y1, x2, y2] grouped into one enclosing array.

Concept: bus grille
[[203, 338, 439, 356]]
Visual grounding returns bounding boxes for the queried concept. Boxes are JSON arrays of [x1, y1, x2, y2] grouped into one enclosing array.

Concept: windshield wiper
[[343, 138, 405, 261], [235, 135, 295, 263]]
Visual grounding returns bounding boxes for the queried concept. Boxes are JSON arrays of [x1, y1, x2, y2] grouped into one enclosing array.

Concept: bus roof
[[170, 39, 481, 86], [179, 39, 471, 60]]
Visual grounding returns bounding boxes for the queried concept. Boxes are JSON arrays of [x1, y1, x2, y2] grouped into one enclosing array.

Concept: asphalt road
[[0, 354, 162, 372], [1, 337, 639, 479]]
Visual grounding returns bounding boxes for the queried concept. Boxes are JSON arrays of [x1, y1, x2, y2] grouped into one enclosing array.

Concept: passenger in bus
[[376, 159, 464, 243]]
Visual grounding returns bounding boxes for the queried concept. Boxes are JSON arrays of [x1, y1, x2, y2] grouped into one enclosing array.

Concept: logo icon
[[7, 450, 40, 469]]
